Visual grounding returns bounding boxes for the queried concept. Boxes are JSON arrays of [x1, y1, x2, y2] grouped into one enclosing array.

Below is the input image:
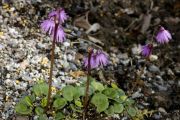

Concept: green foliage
[[103, 88, 119, 99], [15, 95, 35, 115], [127, 107, 137, 117], [62, 85, 75, 101], [91, 80, 105, 92], [38, 114, 48, 120], [41, 97, 47, 107], [91, 93, 109, 112], [113, 103, 124, 113], [15, 102, 32, 115], [32, 83, 48, 96], [15, 78, 141, 119], [70, 104, 83, 113], [53, 98, 67, 109], [104, 103, 124, 115], [74, 100, 83, 107], [22, 96, 33, 107], [55, 112, 65, 120], [35, 107, 44, 115], [105, 105, 114, 115]]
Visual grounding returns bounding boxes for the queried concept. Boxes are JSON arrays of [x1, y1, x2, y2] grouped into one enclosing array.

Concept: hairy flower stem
[[83, 49, 92, 120], [46, 17, 59, 111]]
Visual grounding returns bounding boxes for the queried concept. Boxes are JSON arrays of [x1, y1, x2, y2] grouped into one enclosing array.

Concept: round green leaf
[[53, 98, 67, 109], [111, 83, 118, 89], [23, 96, 33, 107], [91, 93, 109, 113], [32, 83, 48, 96], [15, 103, 32, 115], [41, 97, 47, 108], [75, 100, 83, 107], [127, 107, 137, 117], [35, 107, 44, 115], [55, 112, 65, 120], [113, 103, 124, 113], [38, 114, 48, 120], [115, 95, 127, 103], [103, 88, 119, 99], [29, 94, 36, 102], [62, 85, 75, 101], [125, 98, 135, 106], [91, 81, 104, 92], [105, 105, 114, 115], [73, 87, 82, 99], [117, 88, 125, 96], [70, 104, 83, 113], [76, 86, 85, 97]]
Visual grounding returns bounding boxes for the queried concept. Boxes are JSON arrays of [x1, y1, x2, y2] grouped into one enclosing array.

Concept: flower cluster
[[156, 26, 172, 44], [141, 26, 172, 57], [40, 8, 67, 43], [141, 44, 153, 57], [84, 49, 108, 69]]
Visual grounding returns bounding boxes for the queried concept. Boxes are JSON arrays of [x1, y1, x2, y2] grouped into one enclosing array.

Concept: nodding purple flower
[[48, 8, 68, 24], [83, 53, 98, 69], [83, 49, 108, 69], [40, 19, 55, 35], [95, 50, 108, 66], [41, 8, 68, 43], [141, 44, 153, 57], [156, 26, 172, 44], [54, 27, 66, 43]]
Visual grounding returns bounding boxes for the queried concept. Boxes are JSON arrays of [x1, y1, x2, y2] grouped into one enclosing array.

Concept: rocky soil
[[0, 0, 179, 120]]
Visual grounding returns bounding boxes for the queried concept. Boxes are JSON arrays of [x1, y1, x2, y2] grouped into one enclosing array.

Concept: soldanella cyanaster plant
[[134, 26, 172, 90], [15, 43, 138, 119], [82, 47, 108, 119], [140, 26, 172, 58], [40, 8, 67, 110], [14, 7, 170, 120]]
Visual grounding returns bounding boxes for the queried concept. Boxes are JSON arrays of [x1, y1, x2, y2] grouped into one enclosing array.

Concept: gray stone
[[153, 113, 162, 119], [118, 53, 128, 59], [132, 90, 143, 99], [158, 107, 167, 114], [120, 59, 130, 66], [69, 62, 77, 71], [67, 54, 74, 61], [22, 75, 32, 81], [5, 79, 14, 87], [148, 65, 160, 73], [16, 116, 29, 120]]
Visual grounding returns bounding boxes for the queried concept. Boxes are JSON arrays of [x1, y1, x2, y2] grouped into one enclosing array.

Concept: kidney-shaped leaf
[[91, 80, 104, 92], [91, 93, 109, 113], [127, 107, 137, 117], [62, 85, 75, 101], [41, 97, 47, 108], [38, 114, 48, 120], [22, 96, 33, 107], [35, 107, 44, 115], [53, 98, 67, 109], [55, 112, 65, 120], [113, 103, 124, 113], [103, 88, 119, 99], [32, 83, 48, 96], [105, 105, 114, 115], [15, 103, 32, 115]]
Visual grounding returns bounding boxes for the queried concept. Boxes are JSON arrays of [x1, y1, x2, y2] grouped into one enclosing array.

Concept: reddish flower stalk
[[83, 48, 93, 120], [82, 48, 108, 119], [46, 17, 59, 111]]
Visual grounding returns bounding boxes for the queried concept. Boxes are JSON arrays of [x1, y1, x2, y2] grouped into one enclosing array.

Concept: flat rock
[[148, 65, 160, 73], [15, 116, 29, 120]]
